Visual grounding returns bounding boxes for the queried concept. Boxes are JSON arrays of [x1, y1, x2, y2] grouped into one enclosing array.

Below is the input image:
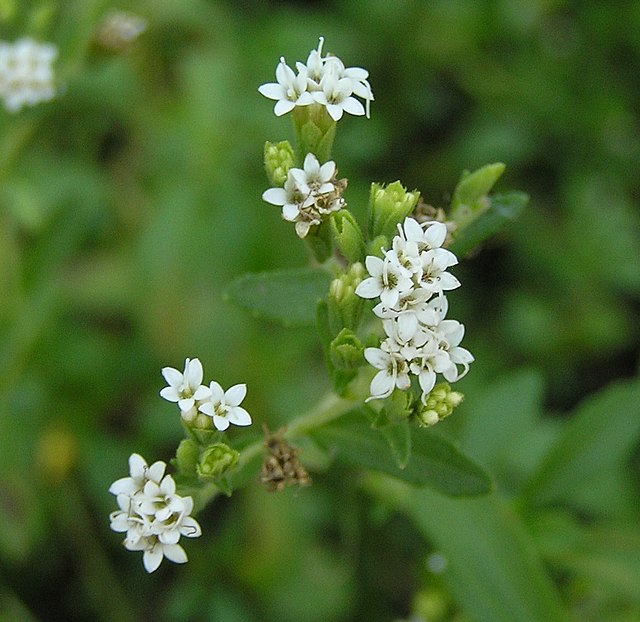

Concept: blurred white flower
[[0, 38, 57, 113]]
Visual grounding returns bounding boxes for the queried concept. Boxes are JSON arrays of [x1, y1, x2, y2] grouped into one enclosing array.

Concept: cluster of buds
[[109, 454, 202, 573], [356, 217, 474, 405], [258, 36, 373, 120], [160, 357, 252, 431], [260, 427, 310, 492], [0, 38, 57, 113], [262, 152, 346, 238]]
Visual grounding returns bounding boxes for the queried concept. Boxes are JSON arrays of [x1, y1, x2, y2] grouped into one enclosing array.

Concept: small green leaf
[[448, 191, 528, 257], [451, 162, 505, 217], [224, 267, 331, 326], [311, 409, 492, 496], [521, 378, 640, 508]]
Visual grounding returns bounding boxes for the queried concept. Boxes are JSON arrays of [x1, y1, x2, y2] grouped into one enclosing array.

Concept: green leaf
[[366, 478, 571, 622], [311, 409, 492, 496], [224, 267, 331, 326], [521, 378, 640, 508], [448, 191, 528, 257], [378, 419, 412, 469], [451, 162, 505, 217]]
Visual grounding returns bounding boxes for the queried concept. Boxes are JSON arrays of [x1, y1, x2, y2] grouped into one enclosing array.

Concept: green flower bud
[[327, 263, 366, 332], [264, 140, 295, 186], [292, 104, 337, 162], [368, 181, 420, 240], [450, 162, 505, 225], [197, 443, 239, 481], [330, 328, 365, 370], [367, 234, 389, 258], [175, 438, 199, 477], [417, 383, 464, 427], [331, 210, 365, 263]]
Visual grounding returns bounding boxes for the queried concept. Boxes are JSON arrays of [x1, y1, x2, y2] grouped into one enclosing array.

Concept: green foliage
[[311, 409, 492, 496], [1, 2, 639, 621], [224, 267, 331, 326]]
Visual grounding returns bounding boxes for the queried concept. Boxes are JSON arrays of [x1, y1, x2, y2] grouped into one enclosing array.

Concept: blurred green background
[[1, 1, 639, 620]]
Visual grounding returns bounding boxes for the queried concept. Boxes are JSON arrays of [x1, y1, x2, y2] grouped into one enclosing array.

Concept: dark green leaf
[[224, 267, 331, 326], [521, 378, 640, 508], [366, 478, 571, 622], [311, 409, 492, 496], [378, 419, 412, 469], [448, 191, 528, 257]]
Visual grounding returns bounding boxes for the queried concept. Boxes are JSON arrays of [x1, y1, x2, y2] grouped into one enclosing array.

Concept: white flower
[[355, 251, 413, 308], [198, 382, 252, 431], [312, 63, 365, 122], [259, 37, 373, 119], [262, 153, 344, 238], [364, 345, 411, 401], [0, 38, 57, 112], [417, 248, 460, 296], [160, 357, 209, 413], [258, 57, 314, 116], [109, 454, 202, 573]]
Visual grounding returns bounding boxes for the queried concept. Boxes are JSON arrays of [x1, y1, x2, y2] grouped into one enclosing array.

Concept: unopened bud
[[175, 439, 199, 477], [327, 263, 366, 332], [330, 328, 365, 370], [369, 181, 420, 239], [331, 209, 365, 263], [264, 140, 295, 186], [197, 443, 239, 481], [417, 383, 464, 427]]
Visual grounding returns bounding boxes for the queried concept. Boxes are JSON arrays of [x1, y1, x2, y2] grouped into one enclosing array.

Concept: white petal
[[325, 103, 343, 121], [340, 97, 365, 116], [228, 406, 252, 426], [162, 544, 188, 564], [364, 347, 389, 369], [159, 386, 180, 402], [225, 383, 246, 407], [418, 369, 436, 394], [274, 99, 295, 116], [370, 370, 394, 398], [213, 415, 230, 431], [355, 277, 382, 299], [147, 461, 167, 483], [262, 187, 288, 206], [143, 547, 164, 573], [185, 358, 203, 388], [178, 397, 195, 412], [208, 381, 225, 402], [109, 477, 137, 496], [258, 83, 283, 100], [161, 367, 183, 388], [181, 517, 202, 538]]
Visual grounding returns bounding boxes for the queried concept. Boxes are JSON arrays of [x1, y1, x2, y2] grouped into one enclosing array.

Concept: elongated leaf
[[224, 267, 331, 326], [311, 409, 492, 496], [451, 162, 505, 216], [366, 477, 571, 622], [522, 378, 640, 507], [448, 191, 528, 257]]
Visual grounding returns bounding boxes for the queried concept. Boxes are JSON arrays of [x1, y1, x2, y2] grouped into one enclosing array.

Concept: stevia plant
[[107, 37, 527, 573]]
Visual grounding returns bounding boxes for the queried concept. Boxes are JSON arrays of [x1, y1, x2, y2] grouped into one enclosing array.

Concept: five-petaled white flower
[[198, 382, 252, 431], [109, 454, 202, 573], [160, 357, 209, 415]]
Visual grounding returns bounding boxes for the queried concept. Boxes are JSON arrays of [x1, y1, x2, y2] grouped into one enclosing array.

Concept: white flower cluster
[[262, 152, 345, 238], [0, 38, 57, 113], [356, 217, 474, 403], [258, 37, 374, 121], [160, 357, 252, 431], [109, 454, 202, 573]]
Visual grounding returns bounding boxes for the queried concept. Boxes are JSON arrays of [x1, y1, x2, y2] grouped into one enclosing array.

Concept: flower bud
[[383, 388, 414, 423], [264, 140, 295, 186], [197, 443, 239, 481], [330, 328, 365, 370], [175, 438, 199, 477], [327, 262, 366, 332], [330, 209, 365, 263], [368, 181, 420, 240], [417, 383, 464, 427]]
